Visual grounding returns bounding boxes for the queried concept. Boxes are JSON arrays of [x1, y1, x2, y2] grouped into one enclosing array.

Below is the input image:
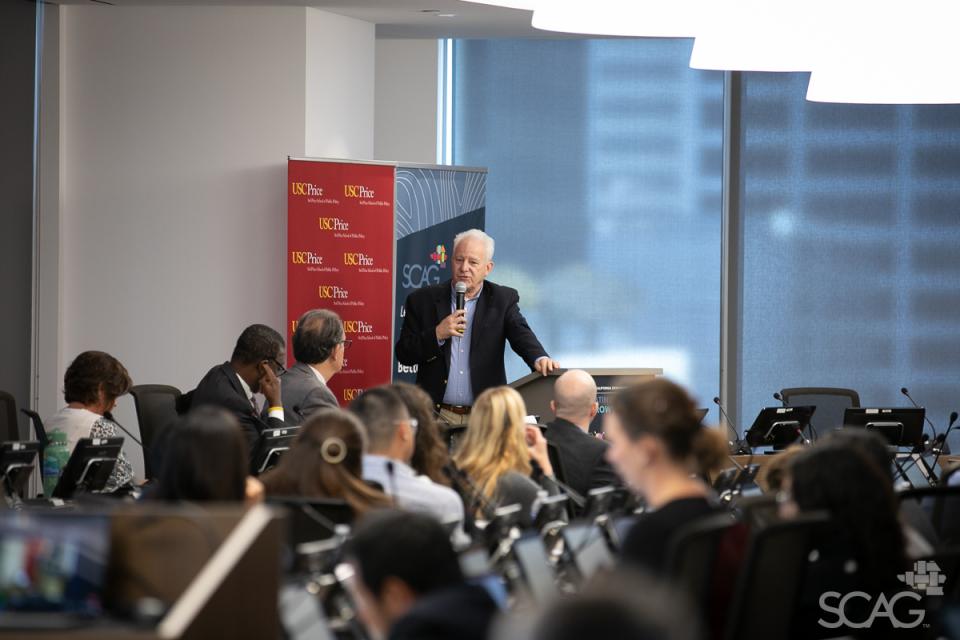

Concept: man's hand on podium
[[534, 357, 560, 376]]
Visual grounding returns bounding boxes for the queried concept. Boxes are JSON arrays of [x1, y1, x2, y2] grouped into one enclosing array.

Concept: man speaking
[[395, 229, 559, 424]]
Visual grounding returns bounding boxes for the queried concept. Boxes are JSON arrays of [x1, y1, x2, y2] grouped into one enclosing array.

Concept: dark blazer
[[189, 362, 286, 452], [388, 582, 499, 640], [280, 362, 339, 426], [544, 418, 620, 496], [395, 279, 548, 404]]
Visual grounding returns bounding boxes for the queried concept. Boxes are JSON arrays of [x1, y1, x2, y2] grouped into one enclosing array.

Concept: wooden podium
[[509, 367, 662, 433]]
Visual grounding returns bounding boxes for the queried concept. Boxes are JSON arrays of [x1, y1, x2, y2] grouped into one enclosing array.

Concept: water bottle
[[42, 430, 71, 497]]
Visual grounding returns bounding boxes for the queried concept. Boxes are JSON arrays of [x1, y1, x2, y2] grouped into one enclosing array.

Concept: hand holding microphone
[[436, 282, 469, 340]]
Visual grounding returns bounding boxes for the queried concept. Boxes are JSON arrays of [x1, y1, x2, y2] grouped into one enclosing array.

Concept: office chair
[[129, 384, 182, 479], [0, 390, 19, 441], [778, 387, 860, 438]]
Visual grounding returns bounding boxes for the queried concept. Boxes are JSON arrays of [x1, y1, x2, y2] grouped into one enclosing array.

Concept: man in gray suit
[[281, 309, 346, 425]]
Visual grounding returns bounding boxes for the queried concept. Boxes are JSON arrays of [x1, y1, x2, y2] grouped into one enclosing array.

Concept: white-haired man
[[395, 229, 559, 424]]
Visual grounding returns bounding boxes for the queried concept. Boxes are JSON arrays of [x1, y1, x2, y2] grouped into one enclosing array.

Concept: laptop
[[0, 512, 111, 629]]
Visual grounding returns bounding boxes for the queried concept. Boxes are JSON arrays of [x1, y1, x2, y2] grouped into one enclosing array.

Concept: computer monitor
[[251, 426, 298, 475], [562, 523, 613, 583], [52, 437, 123, 500], [843, 408, 925, 448], [745, 406, 816, 449], [0, 512, 111, 616], [511, 532, 556, 603], [0, 441, 40, 498]]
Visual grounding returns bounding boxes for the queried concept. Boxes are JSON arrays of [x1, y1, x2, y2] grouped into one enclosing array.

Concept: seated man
[[281, 309, 345, 425], [350, 386, 464, 527], [544, 369, 619, 496], [347, 510, 499, 640], [189, 324, 287, 457]]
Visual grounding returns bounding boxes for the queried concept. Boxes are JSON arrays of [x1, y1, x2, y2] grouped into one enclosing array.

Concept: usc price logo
[[343, 388, 364, 401], [291, 251, 322, 265], [343, 252, 373, 267], [343, 320, 373, 334], [291, 182, 322, 196], [344, 184, 375, 198]]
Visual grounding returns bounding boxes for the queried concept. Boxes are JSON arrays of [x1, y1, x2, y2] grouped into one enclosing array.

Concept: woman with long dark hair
[[391, 382, 452, 487]]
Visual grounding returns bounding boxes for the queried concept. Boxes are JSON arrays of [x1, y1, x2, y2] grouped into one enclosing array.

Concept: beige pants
[[437, 407, 470, 426]]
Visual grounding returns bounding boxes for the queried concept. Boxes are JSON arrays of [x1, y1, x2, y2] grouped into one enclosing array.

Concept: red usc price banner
[[287, 159, 395, 406]]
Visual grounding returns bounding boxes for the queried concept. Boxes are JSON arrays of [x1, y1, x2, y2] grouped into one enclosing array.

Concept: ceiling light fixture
[[532, 0, 704, 37]]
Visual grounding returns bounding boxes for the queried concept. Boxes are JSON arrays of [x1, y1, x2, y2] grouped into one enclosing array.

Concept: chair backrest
[[731, 494, 782, 530], [779, 387, 860, 437], [724, 512, 831, 640], [900, 486, 960, 548], [267, 496, 355, 547], [129, 384, 183, 479], [666, 512, 742, 610], [0, 390, 19, 441]]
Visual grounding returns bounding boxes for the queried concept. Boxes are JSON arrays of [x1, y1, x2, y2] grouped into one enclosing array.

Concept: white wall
[[43, 5, 424, 478], [305, 9, 376, 159], [375, 39, 439, 163]]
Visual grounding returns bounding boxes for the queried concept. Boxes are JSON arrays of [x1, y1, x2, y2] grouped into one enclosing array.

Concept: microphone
[[530, 459, 586, 510], [901, 387, 939, 439], [713, 396, 748, 454], [455, 281, 467, 312], [443, 462, 495, 521], [104, 411, 144, 448]]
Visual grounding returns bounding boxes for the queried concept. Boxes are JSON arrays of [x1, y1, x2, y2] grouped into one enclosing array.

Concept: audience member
[[755, 444, 804, 494], [605, 378, 727, 574], [453, 386, 559, 521], [148, 406, 262, 505], [391, 382, 452, 487], [816, 428, 935, 556], [543, 369, 619, 495], [281, 309, 345, 425], [523, 570, 702, 640], [259, 408, 390, 514], [188, 324, 287, 455], [44, 350, 135, 492], [346, 510, 499, 640], [779, 443, 911, 638], [351, 387, 464, 526]]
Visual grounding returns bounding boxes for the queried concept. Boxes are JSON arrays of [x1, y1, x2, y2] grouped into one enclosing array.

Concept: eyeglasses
[[395, 417, 419, 434], [265, 358, 287, 376], [340, 339, 353, 350]]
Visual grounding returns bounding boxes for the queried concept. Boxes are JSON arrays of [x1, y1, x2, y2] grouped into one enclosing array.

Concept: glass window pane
[[453, 39, 723, 405], [740, 72, 960, 445]]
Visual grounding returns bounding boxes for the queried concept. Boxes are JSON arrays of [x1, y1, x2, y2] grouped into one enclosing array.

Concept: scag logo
[[291, 182, 322, 196], [291, 251, 323, 265], [318, 285, 349, 300], [344, 320, 373, 334], [343, 388, 364, 401], [343, 252, 373, 267], [344, 184, 375, 198], [401, 264, 440, 289], [319, 217, 349, 231]]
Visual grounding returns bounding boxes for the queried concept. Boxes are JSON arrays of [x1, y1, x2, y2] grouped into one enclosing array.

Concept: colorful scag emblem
[[430, 244, 447, 267]]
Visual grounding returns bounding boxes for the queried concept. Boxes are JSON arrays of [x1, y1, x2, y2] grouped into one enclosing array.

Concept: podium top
[[509, 368, 663, 389]]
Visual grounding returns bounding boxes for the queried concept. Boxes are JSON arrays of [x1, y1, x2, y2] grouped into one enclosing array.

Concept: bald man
[[544, 370, 619, 495]]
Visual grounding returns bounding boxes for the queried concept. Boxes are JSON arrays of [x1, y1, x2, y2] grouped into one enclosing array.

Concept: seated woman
[[391, 382, 452, 487], [148, 406, 261, 505], [779, 443, 910, 639], [44, 350, 135, 492], [605, 378, 728, 574], [260, 408, 390, 514], [452, 386, 557, 522]]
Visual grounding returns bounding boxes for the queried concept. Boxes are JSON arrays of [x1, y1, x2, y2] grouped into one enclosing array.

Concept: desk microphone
[[104, 411, 144, 448], [932, 411, 959, 474], [713, 396, 748, 454], [901, 387, 939, 440]]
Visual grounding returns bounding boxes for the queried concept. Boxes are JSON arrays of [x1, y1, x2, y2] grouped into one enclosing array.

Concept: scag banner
[[288, 159, 395, 406]]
